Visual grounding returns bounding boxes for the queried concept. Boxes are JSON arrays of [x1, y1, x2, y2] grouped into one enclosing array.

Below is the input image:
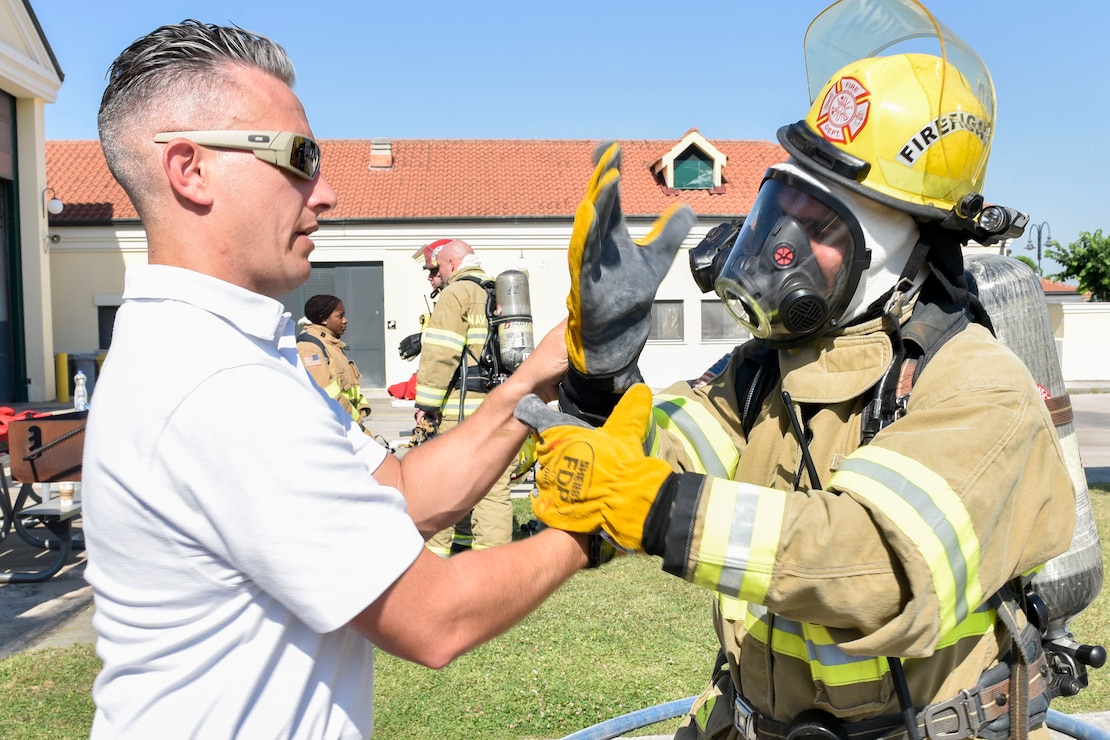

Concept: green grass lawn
[[4, 490, 1110, 739]]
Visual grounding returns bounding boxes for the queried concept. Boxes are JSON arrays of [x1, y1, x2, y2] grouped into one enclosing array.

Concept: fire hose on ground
[[557, 698, 1110, 740]]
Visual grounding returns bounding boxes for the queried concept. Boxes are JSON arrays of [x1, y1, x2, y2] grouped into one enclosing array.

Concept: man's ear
[[161, 139, 215, 207]]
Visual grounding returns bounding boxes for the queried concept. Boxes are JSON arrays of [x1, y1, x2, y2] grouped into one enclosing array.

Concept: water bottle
[[73, 369, 89, 410]]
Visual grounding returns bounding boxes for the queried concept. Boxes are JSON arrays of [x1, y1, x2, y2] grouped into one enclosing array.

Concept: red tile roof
[[1041, 276, 1080, 294], [47, 140, 137, 222], [46, 135, 787, 224]]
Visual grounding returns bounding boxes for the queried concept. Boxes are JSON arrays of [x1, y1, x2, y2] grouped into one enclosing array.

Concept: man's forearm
[[399, 371, 535, 532], [351, 528, 590, 668]]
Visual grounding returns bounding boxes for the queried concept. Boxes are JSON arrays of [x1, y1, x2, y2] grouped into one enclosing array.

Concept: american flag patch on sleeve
[[304, 354, 323, 367], [693, 353, 731, 387]]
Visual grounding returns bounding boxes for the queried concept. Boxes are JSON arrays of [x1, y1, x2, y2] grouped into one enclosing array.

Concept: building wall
[[250, 218, 733, 389], [48, 227, 145, 352], [2, 0, 63, 401], [47, 220, 1110, 393], [1050, 302, 1110, 383]]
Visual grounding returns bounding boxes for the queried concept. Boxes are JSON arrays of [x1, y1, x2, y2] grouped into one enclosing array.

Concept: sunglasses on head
[[153, 130, 321, 180]]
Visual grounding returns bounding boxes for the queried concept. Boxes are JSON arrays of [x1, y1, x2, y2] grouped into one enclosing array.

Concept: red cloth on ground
[[387, 373, 418, 401]]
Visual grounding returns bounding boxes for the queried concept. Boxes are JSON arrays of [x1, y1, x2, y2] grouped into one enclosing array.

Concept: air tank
[[965, 254, 1103, 637], [494, 269, 534, 372]]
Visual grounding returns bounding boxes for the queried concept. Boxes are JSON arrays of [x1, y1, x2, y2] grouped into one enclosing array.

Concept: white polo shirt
[[83, 265, 424, 739]]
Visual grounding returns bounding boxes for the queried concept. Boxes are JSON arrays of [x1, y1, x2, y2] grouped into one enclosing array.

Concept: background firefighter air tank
[[965, 254, 1103, 637], [494, 269, 534, 372]]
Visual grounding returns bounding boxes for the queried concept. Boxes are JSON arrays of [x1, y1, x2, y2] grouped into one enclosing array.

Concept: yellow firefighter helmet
[[780, 0, 997, 222], [803, 53, 989, 212]]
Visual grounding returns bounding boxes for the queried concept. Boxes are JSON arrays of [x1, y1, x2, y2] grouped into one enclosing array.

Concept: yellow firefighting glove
[[514, 384, 678, 553], [562, 143, 695, 422]]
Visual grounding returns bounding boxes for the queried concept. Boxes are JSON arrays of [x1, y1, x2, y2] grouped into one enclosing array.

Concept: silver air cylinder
[[965, 254, 1103, 637], [494, 269, 534, 372]]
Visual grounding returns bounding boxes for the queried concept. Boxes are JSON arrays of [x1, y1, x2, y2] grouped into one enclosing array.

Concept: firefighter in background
[[516, 1, 1077, 737], [415, 239, 514, 554], [392, 240, 451, 405], [296, 294, 373, 430]]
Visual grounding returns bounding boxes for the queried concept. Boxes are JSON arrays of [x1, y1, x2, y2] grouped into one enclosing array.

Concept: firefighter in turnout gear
[[297, 294, 372, 430], [415, 239, 515, 554], [515, 1, 1080, 738]]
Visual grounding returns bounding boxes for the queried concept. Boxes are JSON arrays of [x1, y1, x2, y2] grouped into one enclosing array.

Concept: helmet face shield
[[714, 169, 870, 346], [782, 0, 996, 215]]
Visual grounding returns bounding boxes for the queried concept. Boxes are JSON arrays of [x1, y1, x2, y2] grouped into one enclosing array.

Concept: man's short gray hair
[[98, 20, 297, 207]]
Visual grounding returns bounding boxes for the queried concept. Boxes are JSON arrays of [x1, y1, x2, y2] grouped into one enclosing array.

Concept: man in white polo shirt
[[84, 19, 591, 739]]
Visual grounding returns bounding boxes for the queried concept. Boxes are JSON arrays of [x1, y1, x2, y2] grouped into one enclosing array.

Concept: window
[[651, 132, 726, 192], [673, 148, 713, 190], [701, 300, 749, 342], [97, 306, 120, 350], [94, 294, 125, 350], [648, 301, 683, 342]]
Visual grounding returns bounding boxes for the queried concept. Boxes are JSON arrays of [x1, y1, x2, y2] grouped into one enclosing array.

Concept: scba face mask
[[714, 167, 870, 347]]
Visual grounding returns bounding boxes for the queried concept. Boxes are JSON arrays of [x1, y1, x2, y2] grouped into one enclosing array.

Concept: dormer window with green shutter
[[674, 148, 714, 190], [651, 129, 727, 194]]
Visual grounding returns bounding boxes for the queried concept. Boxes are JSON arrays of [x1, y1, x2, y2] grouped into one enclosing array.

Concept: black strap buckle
[[922, 688, 982, 740]]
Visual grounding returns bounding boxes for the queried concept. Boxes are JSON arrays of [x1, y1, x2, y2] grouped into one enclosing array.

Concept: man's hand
[[508, 318, 569, 405], [514, 384, 674, 552], [567, 142, 695, 391], [414, 408, 441, 430]]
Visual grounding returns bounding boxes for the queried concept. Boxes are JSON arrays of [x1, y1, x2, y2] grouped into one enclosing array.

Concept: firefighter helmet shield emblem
[[815, 76, 870, 144]]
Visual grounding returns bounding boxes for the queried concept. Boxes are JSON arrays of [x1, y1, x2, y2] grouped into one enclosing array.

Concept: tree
[[1046, 229, 1110, 302], [1013, 254, 1038, 274]]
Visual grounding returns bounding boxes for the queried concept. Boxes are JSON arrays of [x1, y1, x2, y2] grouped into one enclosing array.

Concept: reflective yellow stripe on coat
[[830, 445, 984, 636], [322, 379, 361, 422], [688, 477, 786, 603], [414, 316, 490, 414], [650, 394, 739, 478], [741, 601, 996, 688], [414, 325, 467, 410]]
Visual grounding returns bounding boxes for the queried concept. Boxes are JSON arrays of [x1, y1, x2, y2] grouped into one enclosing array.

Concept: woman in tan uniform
[[297, 294, 372, 429]]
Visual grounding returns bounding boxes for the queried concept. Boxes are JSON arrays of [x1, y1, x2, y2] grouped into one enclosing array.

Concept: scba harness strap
[[456, 274, 508, 390], [731, 594, 1050, 739], [296, 332, 329, 364], [732, 645, 1049, 740]]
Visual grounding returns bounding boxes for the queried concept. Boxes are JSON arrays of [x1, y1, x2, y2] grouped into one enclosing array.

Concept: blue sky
[[33, 1, 1109, 275]]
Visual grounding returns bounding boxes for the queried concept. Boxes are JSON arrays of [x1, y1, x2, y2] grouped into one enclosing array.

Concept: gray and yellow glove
[[515, 385, 696, 557], [562, 142, 695, 424]]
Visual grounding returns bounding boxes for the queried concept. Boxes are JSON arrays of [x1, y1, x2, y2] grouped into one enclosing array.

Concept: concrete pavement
[[1071, 383, 1110, 484], [3, 385, 1110, 738]]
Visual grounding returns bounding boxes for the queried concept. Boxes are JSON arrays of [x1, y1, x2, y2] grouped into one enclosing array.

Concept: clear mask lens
[[714, 170, 865, 345]]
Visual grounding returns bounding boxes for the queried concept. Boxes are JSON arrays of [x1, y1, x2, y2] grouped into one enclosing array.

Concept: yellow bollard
[[55, 352, 70, 404]]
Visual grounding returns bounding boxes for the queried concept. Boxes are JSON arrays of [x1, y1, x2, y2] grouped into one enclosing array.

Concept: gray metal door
[[279, 263, 386, 387]]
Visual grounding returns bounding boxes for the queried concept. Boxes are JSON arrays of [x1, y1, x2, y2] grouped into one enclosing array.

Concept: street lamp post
[[1026, 221, 1052, 275]]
